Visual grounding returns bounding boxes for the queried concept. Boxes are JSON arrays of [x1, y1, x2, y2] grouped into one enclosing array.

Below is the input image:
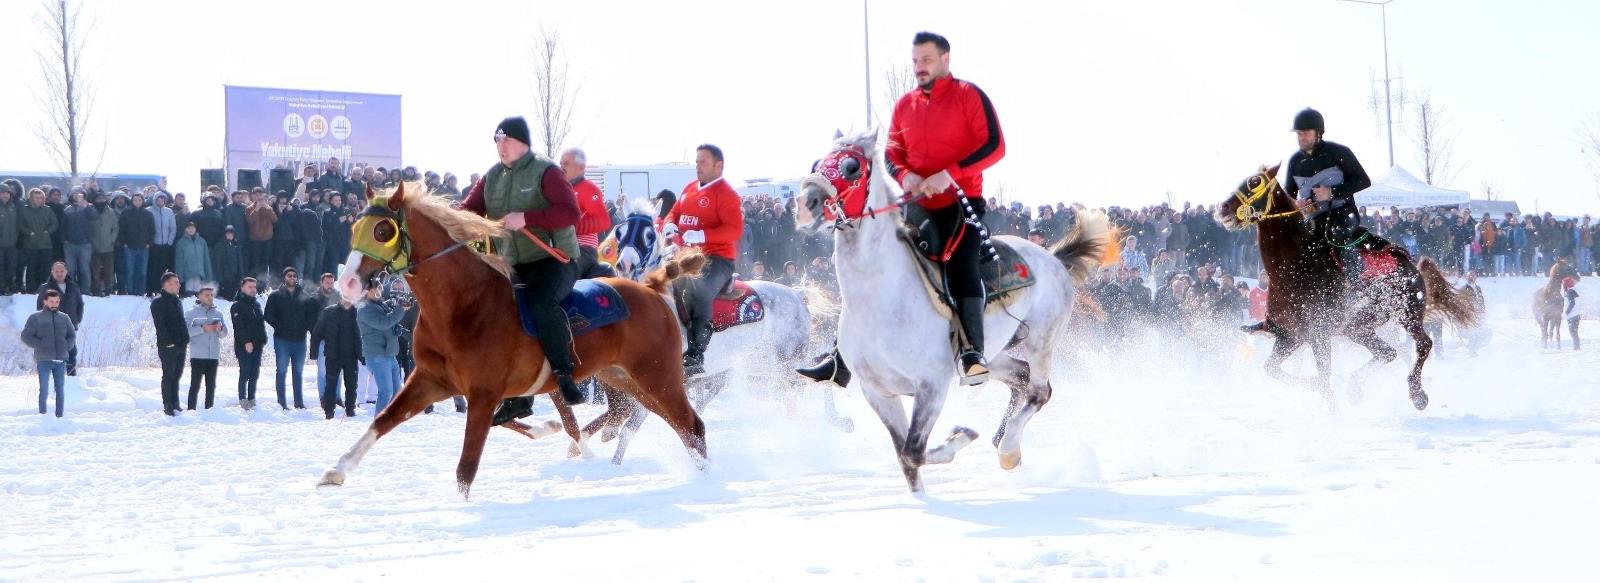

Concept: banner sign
[[224, 85, 401, 189]]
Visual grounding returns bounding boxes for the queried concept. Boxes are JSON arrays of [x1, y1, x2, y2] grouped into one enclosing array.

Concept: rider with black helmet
[[1242, 108, 1374, 336]]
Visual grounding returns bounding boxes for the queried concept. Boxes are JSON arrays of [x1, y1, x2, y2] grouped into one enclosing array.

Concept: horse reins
[[1233, 172, 1305, 225]]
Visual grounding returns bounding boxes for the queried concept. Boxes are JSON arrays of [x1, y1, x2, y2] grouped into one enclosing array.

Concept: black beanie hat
[[495, 116, 532, 146]]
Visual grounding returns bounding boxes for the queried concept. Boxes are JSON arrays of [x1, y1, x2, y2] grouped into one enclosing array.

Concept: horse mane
[[380, 182, 513, 279], [646, 247, 708, 294], [628, 195, 657, 218]]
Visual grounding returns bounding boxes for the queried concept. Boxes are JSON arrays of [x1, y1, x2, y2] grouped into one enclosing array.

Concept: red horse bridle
[[810, 145, 919, 225]]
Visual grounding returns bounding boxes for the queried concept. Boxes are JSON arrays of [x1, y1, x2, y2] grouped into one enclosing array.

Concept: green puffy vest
[[483, 153, 579, 265]]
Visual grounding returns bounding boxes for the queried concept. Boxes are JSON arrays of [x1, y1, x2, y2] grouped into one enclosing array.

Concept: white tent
[[1353, 165, 1470, 209]]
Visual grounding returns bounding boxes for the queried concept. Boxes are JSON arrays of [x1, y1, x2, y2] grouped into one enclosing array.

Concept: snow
[[1, 276, 1598, 581]]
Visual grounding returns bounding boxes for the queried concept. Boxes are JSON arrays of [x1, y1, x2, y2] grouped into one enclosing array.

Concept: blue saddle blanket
[[515, 279, 630, 339]]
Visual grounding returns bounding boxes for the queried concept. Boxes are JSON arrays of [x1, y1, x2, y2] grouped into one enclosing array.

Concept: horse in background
[[319, 182, 707, 497], [1217, 164, 1480, 411], [575, 197, 851, 464], [1534, 259, 1578, 349]]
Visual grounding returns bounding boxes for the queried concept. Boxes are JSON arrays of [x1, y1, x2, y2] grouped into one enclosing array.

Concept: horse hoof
[[317, 469, 346, 488], [831, 416, 855, 433], [1411, 391, 1429, 411], [998, 450, 1022, 471]]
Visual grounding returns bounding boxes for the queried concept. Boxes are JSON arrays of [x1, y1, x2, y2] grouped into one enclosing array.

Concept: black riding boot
[[490, 373, 581, 426], [957, 297, 989, 385], [683, 321, 711, 377], [796, 345, 851, 387]]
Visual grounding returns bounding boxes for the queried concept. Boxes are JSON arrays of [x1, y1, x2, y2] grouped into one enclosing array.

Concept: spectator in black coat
[[150, 272, 188, 416], [190, 195, 226, 249], [321, 193, 353, 277], [212, 227, 245, 299], [309, 298, 362, 419], [264, 267, 319, 410], [230, 277, 267, 410]]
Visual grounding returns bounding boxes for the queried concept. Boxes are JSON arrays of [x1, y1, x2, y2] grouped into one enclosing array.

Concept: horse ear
[[833, 128, 844, 141], [387, 181, 406, 211], [1266, 163, 1282, 178]]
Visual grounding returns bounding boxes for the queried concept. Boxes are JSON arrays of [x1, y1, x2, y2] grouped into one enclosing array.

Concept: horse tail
[[645, 247, 707, 295], [1418, 256, 1481, 328], [1050, 209, 1115, 287], [1073, 289, 1106, 322], [799, 283, 839, 324]]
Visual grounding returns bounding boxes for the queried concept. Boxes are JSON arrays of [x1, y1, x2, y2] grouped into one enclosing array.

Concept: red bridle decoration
[[817, 145, 871, 220]]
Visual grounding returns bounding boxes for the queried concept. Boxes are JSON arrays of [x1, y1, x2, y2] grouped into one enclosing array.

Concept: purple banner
[[224, 85, 401, 190]]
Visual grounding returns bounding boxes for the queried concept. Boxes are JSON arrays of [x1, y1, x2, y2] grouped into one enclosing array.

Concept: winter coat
[[299, 206, 323, 243], [247, 204, 277, 241], [36, 277, 85, 326], [150, 291, 189, 348], [21, 308, 76, 362], [150, 206, 177, 246], [309, 304, 362, 366], [119, 206, 155, 248], [230, 292, 268, 354], [189, 207, 225, 249], [174, 233, 214, 284], [19, 204, 59, 250], [322, 207, 352, 257], [222, 203, 250, 240], [0, 199, 17, 248], [185, 302, 228, 360], [272, 204, 300, 243], [264, 285, 320, 341], [356, 299, 407, 358], [212, 237, 243, 290], [62, 204, 97, 245], [91, 202, 119, 253]]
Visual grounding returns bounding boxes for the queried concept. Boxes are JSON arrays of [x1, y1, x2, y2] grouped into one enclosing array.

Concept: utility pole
[[864, 0, 872, 128], [1342, 0, 1396, 168]]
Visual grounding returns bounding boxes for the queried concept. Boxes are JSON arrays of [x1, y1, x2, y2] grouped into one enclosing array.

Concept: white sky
[[1, 0, 1597, 214]]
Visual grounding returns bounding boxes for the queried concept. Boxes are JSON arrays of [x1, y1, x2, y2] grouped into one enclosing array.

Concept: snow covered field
[[2, 276, 1598, 581]]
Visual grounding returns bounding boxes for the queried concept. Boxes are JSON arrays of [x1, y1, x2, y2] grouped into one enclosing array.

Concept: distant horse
[[1218, 164, 1480, 410], [795, 130, 1112, 493], [318, 182, 707, 497], [1533, 260, 1578, 349], [575, 201, 851, 464]]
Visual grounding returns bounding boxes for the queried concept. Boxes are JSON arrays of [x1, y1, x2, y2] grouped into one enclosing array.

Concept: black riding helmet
[[1292, 108, 1325, 135]]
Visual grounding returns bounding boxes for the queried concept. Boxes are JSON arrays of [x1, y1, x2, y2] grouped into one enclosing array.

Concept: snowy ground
[[2, 276, 1598, 581]]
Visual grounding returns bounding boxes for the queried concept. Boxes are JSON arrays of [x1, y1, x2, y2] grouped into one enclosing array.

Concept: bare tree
[[1410, 90, 1460, 187], [881, 62, 917, 113], [1481, 180, 1502, 202], [1575, 113, 1600, 194], [530, 25, 579, 158], [31, 0, 98, 184]]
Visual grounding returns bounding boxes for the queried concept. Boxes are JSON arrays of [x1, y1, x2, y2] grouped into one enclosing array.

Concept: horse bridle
[[806, 144, 922, 229], [353, 203, 471, 282], [1232, 170, 1305, 225]]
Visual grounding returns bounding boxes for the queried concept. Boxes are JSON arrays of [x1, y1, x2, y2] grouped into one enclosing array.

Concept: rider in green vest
[[459, 117, 587, 424]]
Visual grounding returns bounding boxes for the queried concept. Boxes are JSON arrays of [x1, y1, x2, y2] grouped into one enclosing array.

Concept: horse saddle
[[673, 279, 766, 332], [1332, 231, 1401, 281], [898, 228, 1036, 318], [513, 279, 631, 339]]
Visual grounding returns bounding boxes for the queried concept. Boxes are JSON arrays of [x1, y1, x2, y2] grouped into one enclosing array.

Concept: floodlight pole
[[1343, 0, 1396, 168], [864, 0, 872, 128]]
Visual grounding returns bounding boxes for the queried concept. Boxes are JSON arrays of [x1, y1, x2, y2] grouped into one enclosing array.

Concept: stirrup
[[491, 396, 535, 426], [958, 352, 989, 386], [796, 352, 851, 387]]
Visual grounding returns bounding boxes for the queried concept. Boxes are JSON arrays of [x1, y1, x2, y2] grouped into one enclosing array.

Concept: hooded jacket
[[0, 195, 17, 248], [119, 203, 155, 248], [309, 303, 362, 366], [230, 290, 267, 354], [22, 306, 76, 362], [91, 199, 120, 253], [185, 301, 228, 360], [19, 202, 59, 250], [174, 231, 214, 283]]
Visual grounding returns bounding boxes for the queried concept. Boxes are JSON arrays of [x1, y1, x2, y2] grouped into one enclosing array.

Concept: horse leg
[[1309, 335, 1337, 413], [319, 374, 453, 488], [454, 385, 511, 499], [689, 370, 728, 413], [501, 419, 565, 441], [551, 390, 595, 459], [902, 379, 960, 478], [986, 354, 1051, 471], [617, 365, 707, 466], [859, 385, 920, 493], [1263, 336, 1308, 386], [1345, 326, 1398, 405], [1404, 315, 1433, 410], [820, 381, 854, 433]]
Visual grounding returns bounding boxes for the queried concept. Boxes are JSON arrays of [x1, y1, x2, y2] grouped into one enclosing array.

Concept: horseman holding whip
[[798, 31, 1005, 387], [459, 116, 590, 425]]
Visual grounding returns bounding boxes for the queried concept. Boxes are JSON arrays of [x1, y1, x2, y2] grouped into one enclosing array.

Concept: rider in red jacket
[[799, 31, 1005, 388], [664, 144, 744, 375], [562, 147, 615, 278]]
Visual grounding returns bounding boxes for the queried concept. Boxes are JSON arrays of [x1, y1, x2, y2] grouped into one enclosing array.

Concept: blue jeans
[[122, 247, 149, 295], [274, 338, 307, 409], [38, 360, 66, 417], [237, 345, 261, 401], [367, 356, 402, 415]]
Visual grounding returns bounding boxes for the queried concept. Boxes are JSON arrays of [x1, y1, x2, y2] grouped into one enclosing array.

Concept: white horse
[[579, 198, 851, 463], [796, 130, 1111, 493]]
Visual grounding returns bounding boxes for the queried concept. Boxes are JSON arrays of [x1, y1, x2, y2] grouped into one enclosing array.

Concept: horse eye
[[374, 221, 396, 243], [841, 157, 862, 181], [1248, 177, 1261, 188]]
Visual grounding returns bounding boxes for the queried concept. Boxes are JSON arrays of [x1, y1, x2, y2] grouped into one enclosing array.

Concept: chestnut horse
[[317, 182, 706, 497], [1218, 164, 1480, 410], [1533, 260, 1578, 348]]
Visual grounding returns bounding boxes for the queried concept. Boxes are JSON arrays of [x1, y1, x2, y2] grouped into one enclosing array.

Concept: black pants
[[187, 359, 218, 410], [1312, 202, 1363, 246], [148, 244, 174, 293], [513, 257, 579, 375], [321, 360, 359, 418], [21, 248, 53, 291], [248, 240, 272, 277], [0, 246, 18, 293], [576, 245, 615, 279], [237, 346, 261, 401], [677, 255, 735, 356], [158, 345, 187, 415], [904, 198, 988, 300]]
